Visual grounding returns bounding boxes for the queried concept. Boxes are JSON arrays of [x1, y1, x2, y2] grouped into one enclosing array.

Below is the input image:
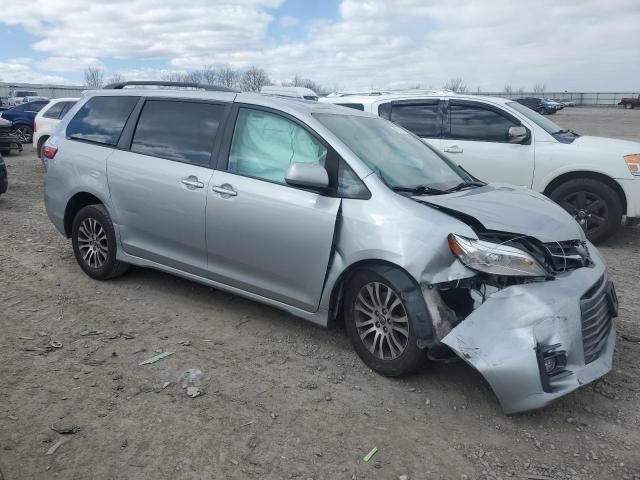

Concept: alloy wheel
[[77, 218, 109, 268], [354, 282, 409, 360], [13, 126, 32, 143], [560, 191, 608, 235]]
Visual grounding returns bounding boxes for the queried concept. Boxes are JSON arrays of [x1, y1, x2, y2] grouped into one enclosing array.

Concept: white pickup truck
[[321, 92, 640, 242]]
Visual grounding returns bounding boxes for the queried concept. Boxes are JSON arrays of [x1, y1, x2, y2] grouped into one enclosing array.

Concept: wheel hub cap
[[561, 191, 608, 234], [77, 218, 108, 268], [354, 282, 409, 360]]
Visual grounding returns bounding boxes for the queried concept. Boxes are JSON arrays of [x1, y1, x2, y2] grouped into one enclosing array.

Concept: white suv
[[321, 92, 640, 242], [33, 98, 78, 160]]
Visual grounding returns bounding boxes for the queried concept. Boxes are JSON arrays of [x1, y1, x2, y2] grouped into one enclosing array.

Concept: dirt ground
[[0, 107, 639, 480]]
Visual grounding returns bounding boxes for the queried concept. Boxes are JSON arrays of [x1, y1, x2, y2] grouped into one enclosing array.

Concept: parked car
[[260, 86, 319, 101], [618, 95, 640, 109], [0, 100, 49, 143], [543, 98, 563, 110], [321, 92, 640, 242], [0, 117, 23, 156], [554, 99, 576, 107], [515, 97, 559, 114], [33, 98, 78, 161], [8, 89, 40, 106], [0, 153, 7, 195], [44, 81, 617, 414]]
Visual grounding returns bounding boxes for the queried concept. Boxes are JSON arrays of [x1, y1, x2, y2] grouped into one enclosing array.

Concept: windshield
[[314, 114, 464, 189], [17, 91, 37, 98], [507, 101, 563, 135]]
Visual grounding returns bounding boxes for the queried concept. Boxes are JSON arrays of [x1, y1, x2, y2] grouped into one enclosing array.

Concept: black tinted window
[[43, 102, 67, 119], [448, 104, 518, 142], [337, 103, 364, 111], [67, 96, 138, 146], [390, 103, 440, 137], [25, 102, 47, 112], [131, 100, 225, 165]]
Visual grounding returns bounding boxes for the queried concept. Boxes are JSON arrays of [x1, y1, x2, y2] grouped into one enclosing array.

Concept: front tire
[[344, 268, 425, 376], [549, 178, 623, 243], [625, 103, 633, 110], [71, 204, 129, 280]]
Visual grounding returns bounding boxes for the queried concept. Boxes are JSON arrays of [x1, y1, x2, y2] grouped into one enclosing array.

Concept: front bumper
[[442, 245, 616, 414]]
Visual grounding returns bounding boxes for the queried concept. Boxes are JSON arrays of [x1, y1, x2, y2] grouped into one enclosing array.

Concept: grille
[[580, 275, 614, 364], [542, 240, 591, 273]]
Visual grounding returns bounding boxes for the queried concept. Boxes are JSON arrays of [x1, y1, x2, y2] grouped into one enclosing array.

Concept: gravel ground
[[0, 108, 639, 480]]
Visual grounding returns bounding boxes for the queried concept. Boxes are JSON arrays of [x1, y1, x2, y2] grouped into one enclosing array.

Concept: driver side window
[[227, 108, 327, 185], [447, 103, 519, 142]]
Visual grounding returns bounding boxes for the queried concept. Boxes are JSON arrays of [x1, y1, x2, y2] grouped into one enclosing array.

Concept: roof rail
[[326, 88, 456, 97], [103, 81, 238, 93]]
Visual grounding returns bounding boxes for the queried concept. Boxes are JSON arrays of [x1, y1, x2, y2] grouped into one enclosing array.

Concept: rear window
[[130, 100, 226, 166], [336, 103, 364, 111], [390, 103, 440, 137], [67, 96, 139, 146], [43, 102, 67, 119]]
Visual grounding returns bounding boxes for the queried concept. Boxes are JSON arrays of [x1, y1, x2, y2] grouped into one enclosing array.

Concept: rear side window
[[131, 100, 226, 166], [67, 96, 139, 146], [448, 103, 518, 142], [43, 102, 67, 119], [336, 103, 364, 111], [390, 103, 440, 137]]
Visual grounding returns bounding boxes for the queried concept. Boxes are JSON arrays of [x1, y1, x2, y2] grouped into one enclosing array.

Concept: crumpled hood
[[416, 184, 585, 242], [571, 135, 640, 155]]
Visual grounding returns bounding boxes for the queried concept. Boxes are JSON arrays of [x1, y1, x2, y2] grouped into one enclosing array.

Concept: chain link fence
[[479, 92, 639, 106]]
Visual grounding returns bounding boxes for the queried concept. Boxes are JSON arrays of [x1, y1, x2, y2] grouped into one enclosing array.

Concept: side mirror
[[507, 126, 527, 144], [284, 163, 329, 190]]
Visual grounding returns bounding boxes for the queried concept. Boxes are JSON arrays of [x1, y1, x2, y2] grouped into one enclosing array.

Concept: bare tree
[[533, 83, 547, 94], [516, 87, 525, 94], [217, 67, 238, 89], [503, 85, 513, 93], [84, 67, 105, 88], [106, 73, 126, 85], [443, 77, 469, 93], [240, 66, 270, 92], [281, 74, 329, 95], [160, 71, 188, 82]]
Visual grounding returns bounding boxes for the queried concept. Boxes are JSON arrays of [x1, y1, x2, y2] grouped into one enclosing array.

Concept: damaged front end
[[420, 230, 617, 414]]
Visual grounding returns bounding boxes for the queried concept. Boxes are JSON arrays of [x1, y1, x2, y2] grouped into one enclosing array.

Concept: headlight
[[448, 233, 549, 277], [624, 154, 640, 176]]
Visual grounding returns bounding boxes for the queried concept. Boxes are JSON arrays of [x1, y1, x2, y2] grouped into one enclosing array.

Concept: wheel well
[[37, 135, 49, 155], [63, 192, 103, 237], [328, 259, 415, 325], [543, 171, 627, 215]]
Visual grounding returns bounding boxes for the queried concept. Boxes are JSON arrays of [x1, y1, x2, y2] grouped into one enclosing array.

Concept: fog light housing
[[536, 343, 569, 393]]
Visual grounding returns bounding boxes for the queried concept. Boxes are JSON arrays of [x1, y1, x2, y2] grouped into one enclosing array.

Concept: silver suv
[[44, 82, 617, 414]]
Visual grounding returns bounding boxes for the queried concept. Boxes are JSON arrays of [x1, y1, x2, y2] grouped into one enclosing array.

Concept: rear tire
[[71, 204, 129, 280], [625, 103, 634, 109], [13, 125, 33, 143], [549, 178, 623, 243], [344, 268, 426, 377]]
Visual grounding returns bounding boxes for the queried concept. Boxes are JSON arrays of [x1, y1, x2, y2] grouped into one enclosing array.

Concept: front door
[[440, 100, 535, 187], [107, 99, 228, 276], [206, 106, 341, 311]]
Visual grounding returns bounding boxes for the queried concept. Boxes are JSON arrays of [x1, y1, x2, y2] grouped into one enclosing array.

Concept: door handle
[[181, 177, 205, 189], [443, 145, 463, 154], [212, 184, 237, 197]]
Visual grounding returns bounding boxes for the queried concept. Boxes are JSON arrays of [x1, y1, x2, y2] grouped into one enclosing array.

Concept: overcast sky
[[0, 0, 639, 91]]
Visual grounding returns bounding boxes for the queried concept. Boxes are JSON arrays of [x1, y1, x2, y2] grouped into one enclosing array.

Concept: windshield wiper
[[443, 180, 486, 192], [391, 184, 448, 195]]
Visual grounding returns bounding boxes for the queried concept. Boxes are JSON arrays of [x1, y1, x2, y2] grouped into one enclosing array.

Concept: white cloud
[[0, 59, 66, 84], [1, 0, 639, 90]]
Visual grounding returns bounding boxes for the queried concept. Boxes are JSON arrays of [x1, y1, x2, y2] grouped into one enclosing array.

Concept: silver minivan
[[44, 82, 617, 414]]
